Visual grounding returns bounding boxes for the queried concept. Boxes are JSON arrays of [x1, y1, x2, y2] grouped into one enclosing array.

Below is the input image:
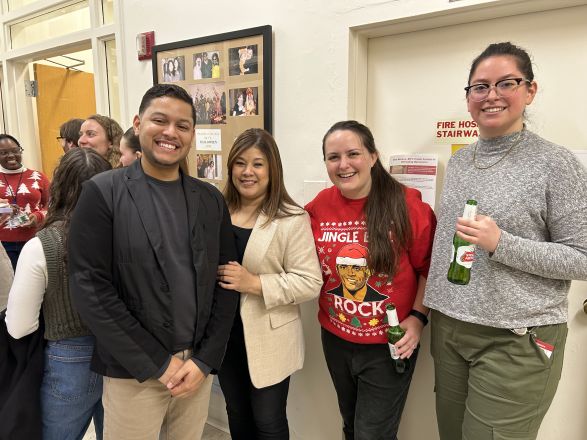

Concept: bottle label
[[455, 245, 475, 269], [386, 309, 400, 327], [388, 342, 400, 360], [463, 203, 478, 220]]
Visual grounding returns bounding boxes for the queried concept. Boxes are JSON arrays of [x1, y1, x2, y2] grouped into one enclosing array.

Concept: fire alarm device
[[136, 31, 155, 60]]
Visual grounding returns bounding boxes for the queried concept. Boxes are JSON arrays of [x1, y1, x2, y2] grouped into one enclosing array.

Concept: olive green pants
[[430, 310, 567, 440]]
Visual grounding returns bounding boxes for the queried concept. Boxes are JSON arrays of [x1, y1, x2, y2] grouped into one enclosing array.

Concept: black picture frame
[[152, 25, 273, 133]]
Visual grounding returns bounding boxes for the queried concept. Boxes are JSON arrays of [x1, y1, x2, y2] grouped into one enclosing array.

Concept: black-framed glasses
[[56, 136, 64, 141], [464, 78, 532, 102], [0, 148, 24, 157]]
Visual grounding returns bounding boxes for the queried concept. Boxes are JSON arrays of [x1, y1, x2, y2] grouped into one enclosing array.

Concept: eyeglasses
[[56, 136, 64, 141], [464, 78, 532, 102], [0, 148, 24, 157]]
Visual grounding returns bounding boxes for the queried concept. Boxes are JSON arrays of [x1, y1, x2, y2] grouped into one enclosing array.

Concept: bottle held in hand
[[447, 199, 478, 285], [386, 303, 408, 374]]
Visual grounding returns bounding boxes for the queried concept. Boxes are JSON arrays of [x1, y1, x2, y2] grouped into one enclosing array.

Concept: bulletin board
[[152, 25, 272, 188]]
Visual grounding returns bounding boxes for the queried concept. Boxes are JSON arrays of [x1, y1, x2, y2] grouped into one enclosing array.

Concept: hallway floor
[[82, 422, 230, 439]]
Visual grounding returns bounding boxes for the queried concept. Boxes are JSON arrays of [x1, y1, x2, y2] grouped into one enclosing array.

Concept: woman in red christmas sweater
[[305, 120, 436, 440], [0, 134, 50, 269]]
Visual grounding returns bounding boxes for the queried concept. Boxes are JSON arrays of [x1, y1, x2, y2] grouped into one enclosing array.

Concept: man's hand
[[157, 356, 184, 387], [166, 359, 206, 398]]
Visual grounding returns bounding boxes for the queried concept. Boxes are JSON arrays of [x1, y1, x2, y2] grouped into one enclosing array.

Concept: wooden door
[[34, 63, 96, 177]]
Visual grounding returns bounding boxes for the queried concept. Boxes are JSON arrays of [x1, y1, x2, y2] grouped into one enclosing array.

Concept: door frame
[[348, 0, 587, 121], [0, 0, 125, 172]]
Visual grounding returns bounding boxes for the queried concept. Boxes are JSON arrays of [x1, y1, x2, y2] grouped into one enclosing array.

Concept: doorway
[[33, 49, 96, 177]]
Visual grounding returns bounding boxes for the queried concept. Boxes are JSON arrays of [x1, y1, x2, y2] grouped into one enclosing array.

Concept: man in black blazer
[[69, 84, 238, 438]]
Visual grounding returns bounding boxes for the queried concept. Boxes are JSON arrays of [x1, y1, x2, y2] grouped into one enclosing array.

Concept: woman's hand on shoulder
[[217, 261, 262, 295], [456, 214, 501, 253]]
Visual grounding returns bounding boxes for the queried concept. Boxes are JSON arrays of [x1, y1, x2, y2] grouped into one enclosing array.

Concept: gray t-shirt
[[424, 129, 587, 328]]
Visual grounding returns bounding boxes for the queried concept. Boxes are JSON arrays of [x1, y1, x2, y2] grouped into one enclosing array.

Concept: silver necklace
[[473, 129, 524, 170]]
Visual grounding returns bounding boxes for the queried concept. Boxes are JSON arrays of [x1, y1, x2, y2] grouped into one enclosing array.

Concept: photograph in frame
[[229, 87, 259, 116], [161, 56, 185, 82], [187, 83, 227, 125], [193, 51, 221, 79], [228, 44, 258, 76], [196, 153, 223, 180]]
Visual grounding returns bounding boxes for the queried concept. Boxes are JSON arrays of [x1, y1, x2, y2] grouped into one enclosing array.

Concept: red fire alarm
[[136, 31, 155, 61]]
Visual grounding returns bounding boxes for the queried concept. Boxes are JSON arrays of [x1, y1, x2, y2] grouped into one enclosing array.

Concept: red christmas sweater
[[0, 167, 50, 243], [305, 186, 436, 344]]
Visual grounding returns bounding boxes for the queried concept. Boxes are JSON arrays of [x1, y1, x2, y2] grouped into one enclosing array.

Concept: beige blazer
[[0, 244, 13, 310], [240, 208, 322, 388]]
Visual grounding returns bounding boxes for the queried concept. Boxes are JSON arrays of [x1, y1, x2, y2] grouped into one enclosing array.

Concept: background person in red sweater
[[0, 134, 50, 269]]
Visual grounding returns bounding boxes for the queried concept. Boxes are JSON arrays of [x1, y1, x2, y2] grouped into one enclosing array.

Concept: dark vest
[[38, 225, 90, 341]]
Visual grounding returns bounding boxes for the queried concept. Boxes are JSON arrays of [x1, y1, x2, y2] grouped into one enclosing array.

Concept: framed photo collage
[[152, 25, 272, 189]]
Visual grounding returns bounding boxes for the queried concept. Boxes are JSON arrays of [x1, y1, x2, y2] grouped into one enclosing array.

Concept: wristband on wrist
[[409, 309, 428, 326]]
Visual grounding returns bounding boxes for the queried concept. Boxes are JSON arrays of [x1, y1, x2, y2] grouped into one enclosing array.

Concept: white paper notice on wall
[[389, 154, 438, 211], [572, 150, 587, 170], [195, 128, 222, 151]]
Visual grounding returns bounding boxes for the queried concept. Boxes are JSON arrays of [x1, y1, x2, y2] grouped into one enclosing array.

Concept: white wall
[[114, 1, 587, 439], [367, 5, 587, 439]]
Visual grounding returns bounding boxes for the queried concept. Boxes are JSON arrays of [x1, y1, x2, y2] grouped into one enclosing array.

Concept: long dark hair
[[122, 127, 141, 153], [43, 148, 111, 233], [322, 121, 411, 276], [224, 128, 300, 226]]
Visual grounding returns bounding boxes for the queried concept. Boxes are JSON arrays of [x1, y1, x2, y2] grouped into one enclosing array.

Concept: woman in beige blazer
[[217, 128, 322, 440]]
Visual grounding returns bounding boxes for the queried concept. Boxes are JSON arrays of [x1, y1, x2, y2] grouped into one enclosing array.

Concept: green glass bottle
[[447, 199, 478, 285], [386, 303, 407, 374]]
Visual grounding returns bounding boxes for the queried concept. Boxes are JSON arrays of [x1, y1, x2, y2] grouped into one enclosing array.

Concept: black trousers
[[321, 328, 418, 440], [218, 312, 290, 440]]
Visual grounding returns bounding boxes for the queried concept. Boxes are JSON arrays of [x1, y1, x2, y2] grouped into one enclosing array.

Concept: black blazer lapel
[[183, 174, 206, 312], [182, 173, 202, 241], [124, 161, 167, 273]]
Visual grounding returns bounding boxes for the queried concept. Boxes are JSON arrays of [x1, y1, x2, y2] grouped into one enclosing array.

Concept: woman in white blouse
[[6, 148, 110, 440]]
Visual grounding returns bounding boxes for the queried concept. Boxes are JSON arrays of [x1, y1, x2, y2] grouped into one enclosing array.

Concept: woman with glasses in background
[[0, 134, 50, 269], [57, 118, 84, 153], [423, 42, 587, 440]]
